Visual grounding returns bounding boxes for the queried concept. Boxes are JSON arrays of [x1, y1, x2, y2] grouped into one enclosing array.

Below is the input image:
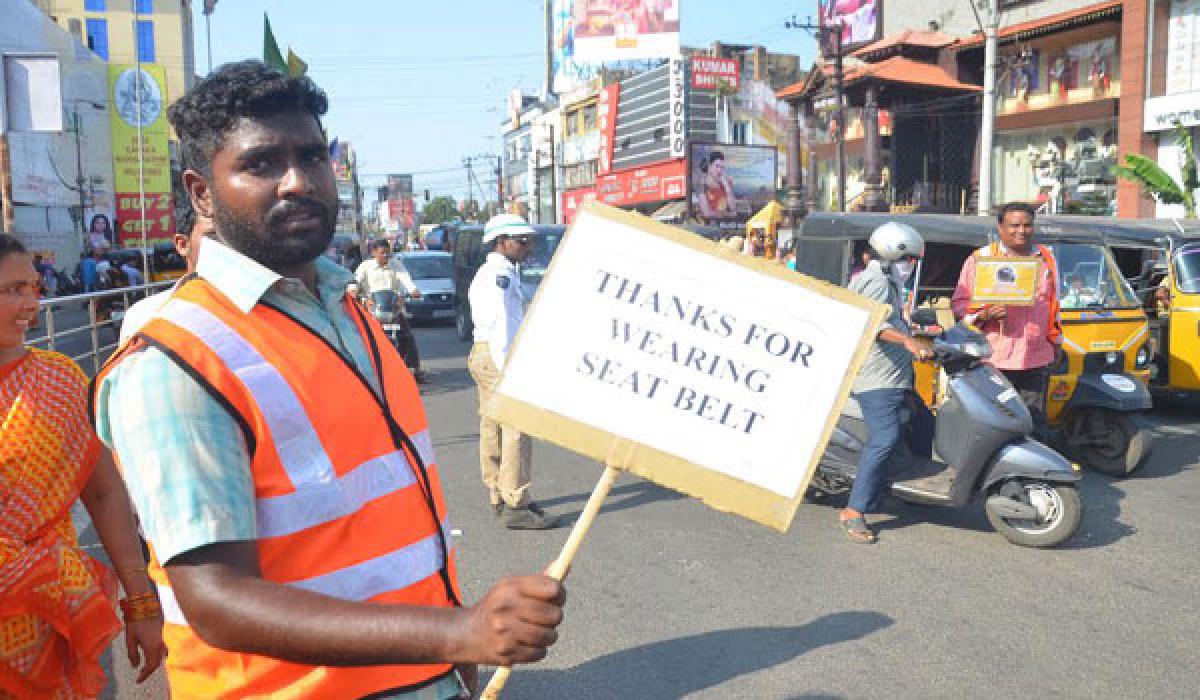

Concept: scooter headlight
[[1135, 344, 1150, 369]]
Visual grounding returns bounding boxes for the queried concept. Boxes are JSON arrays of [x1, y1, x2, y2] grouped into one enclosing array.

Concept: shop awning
[[653, 200, 688, 222], [745, 201, 783, 234]]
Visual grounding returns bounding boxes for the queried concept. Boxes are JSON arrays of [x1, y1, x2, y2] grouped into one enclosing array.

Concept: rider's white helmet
[[868, 221, 925, 262]]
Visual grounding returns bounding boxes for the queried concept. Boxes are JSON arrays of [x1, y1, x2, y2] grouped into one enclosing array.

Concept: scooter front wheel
[[985, 480, 1082, 548]]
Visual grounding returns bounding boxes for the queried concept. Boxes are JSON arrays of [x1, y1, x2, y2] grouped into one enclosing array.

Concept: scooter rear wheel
[[985, 480, 1082, 548]]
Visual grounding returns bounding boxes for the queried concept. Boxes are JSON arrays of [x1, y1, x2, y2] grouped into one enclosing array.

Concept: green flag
[[287, 48, 308, 77], [263, 13, 287, 73]]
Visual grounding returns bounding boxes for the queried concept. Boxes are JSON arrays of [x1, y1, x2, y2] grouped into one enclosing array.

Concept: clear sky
[[191, 1, 819, 200]]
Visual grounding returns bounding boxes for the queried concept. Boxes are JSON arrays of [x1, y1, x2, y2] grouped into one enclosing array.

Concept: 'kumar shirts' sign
[[488, 204, 884, 531], [691, 57, 740, 90]]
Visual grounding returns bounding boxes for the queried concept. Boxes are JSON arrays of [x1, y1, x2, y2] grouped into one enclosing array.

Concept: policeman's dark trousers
[[848, 388, 908, 514]]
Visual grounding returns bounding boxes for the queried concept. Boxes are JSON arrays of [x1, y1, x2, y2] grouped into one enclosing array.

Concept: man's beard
[[212, 192, 335, 271]]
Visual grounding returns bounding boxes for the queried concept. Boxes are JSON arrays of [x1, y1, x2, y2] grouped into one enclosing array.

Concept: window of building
[[4, 56, 64, 132], [136, 20, 155, 62], [565, 109, 580, 137], [583, 104, 598, 132], [133, 0, 153, 13], [733, 121, 749, 145], [85, 18, 109, 59], [85, 0, 106, 11]]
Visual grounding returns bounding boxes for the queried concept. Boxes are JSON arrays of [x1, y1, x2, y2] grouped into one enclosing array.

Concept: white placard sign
[[488, 203, 884, 531]]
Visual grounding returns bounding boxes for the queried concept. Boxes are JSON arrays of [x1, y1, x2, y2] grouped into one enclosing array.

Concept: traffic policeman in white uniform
[[467, 214, 560, 530]]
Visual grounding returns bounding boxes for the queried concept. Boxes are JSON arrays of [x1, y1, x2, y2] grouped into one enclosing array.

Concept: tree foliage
[[1113, 123, 1197, 218], [421, 196, 460, 225]]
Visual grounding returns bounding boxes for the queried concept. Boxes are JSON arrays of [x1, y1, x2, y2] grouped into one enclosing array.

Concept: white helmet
[[868, 221, 925, 262]]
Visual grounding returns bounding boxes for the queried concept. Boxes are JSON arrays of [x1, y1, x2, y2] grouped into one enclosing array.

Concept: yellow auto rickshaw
[[798, 213, 1155, 477], [1103, 219, 1200, 399]]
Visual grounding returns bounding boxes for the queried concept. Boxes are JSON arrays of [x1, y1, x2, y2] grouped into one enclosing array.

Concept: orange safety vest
[[969, 242, 1063, 345], [92, 277, 462, 700]]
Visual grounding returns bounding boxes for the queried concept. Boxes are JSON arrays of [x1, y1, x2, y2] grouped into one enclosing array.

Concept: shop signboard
[[597, 83, 620, 175], [688, 143, 777, 229], [561, 186, 597, 224], [691, 57, 739, 90], [1167, 0, 1200, 95], [818, 0, 881, 52], [595, 160, 687, 208], [108, 64, 173, 247], [570, 0, 681, 63], [1144, 92, 1200, 131]]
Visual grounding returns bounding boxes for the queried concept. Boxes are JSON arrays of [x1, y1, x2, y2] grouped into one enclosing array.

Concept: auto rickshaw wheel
[[1067, 409, 1153, 477]]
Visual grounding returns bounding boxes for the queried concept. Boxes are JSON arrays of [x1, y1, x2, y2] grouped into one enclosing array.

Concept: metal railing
[[28, 282, 174, 375]]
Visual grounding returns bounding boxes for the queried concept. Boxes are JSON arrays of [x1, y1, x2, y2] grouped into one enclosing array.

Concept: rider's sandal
[[840, 516, 877, 544]]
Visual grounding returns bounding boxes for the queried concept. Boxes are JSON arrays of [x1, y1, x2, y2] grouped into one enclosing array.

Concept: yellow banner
[[108, 64, 174, 246]]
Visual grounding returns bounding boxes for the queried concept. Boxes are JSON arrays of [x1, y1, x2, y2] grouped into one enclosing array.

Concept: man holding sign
[[952, 202, 1062, 438]]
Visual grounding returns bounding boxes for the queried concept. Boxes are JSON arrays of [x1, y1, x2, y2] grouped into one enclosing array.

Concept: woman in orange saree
[[1, 234, 165, 699]]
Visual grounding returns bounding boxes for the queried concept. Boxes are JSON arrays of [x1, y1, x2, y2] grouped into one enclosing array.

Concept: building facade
[[3, 0, 116, 265], [32, 0, 196, 118], [1142, 0, 1200, 217]]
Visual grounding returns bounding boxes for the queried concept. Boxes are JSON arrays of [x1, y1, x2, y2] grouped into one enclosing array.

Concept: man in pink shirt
[[952, 202, 1063, 438]]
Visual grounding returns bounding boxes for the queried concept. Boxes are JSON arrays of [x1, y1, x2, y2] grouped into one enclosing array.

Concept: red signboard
[[116, 192, 174, 247], [561, 187, 597, 225], [597, 83, 620, 176], [389, 197, 415, 230], [691, 57, 740, 90], [594, 159, 687, 208]]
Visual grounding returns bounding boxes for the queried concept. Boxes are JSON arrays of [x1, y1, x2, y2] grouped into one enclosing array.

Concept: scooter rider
[[354, 240, 425, 381], [842, 222, 933, 544]]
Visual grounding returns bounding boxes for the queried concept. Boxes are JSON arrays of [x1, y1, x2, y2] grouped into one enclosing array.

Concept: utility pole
[[548, 123, 557, 224], [495, 156, 504, 211], [977, 0, 1000, 216], [786, 15, 845, 212]]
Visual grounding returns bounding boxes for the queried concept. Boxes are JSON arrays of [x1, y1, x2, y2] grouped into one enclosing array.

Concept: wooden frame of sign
[[485, 202, 886, 532], [971, 256, 1043, 306]]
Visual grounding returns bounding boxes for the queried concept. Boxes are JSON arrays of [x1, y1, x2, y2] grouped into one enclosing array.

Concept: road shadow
[[413, 327, 468, 362], [496, 611, 894, 699], [537, 479, 688, 522], [418, 367, 476, 397]]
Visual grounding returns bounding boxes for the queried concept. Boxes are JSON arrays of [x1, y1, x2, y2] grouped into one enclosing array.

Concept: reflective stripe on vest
[[160, 298, 335, 488], [157, 297, 441, 539], [157, 520, 449, 627]]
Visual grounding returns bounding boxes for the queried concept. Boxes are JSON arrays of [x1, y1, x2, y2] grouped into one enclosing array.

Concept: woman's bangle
[[120, 592, 163, 623]]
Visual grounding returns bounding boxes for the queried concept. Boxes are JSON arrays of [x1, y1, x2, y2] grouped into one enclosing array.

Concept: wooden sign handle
[[480, 464, 619, 700]]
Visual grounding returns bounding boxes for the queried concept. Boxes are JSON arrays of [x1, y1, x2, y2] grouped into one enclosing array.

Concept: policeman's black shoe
[[502, 502, 562, 530]]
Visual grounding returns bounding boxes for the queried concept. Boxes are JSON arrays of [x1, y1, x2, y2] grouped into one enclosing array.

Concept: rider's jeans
[[848, 388, 908, 514]]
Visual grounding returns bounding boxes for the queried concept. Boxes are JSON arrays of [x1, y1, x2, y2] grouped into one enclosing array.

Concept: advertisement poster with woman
[[689, 143, 777, 227], [819, 0, 880, 50]]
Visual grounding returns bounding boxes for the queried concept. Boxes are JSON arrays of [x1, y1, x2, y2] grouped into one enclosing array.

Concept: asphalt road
[[89, 323, 1199, 699]]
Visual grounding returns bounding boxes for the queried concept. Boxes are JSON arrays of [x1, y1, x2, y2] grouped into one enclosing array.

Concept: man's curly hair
[[167, 60, 328, 177]]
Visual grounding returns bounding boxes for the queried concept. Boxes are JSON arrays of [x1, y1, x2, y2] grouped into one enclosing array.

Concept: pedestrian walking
[[0, 233, 166, 698], [951, 201, 1062, 439], [80, 251, 99, 293], [468, 213, 562, 530], [92, 60, 563, 700]]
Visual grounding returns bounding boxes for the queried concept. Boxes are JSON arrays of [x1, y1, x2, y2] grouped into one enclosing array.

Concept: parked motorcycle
[[811, 323, 1083, 548]]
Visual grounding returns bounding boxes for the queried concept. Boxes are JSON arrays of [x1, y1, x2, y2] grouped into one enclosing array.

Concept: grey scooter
[[812, 324, 1084, 548]]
